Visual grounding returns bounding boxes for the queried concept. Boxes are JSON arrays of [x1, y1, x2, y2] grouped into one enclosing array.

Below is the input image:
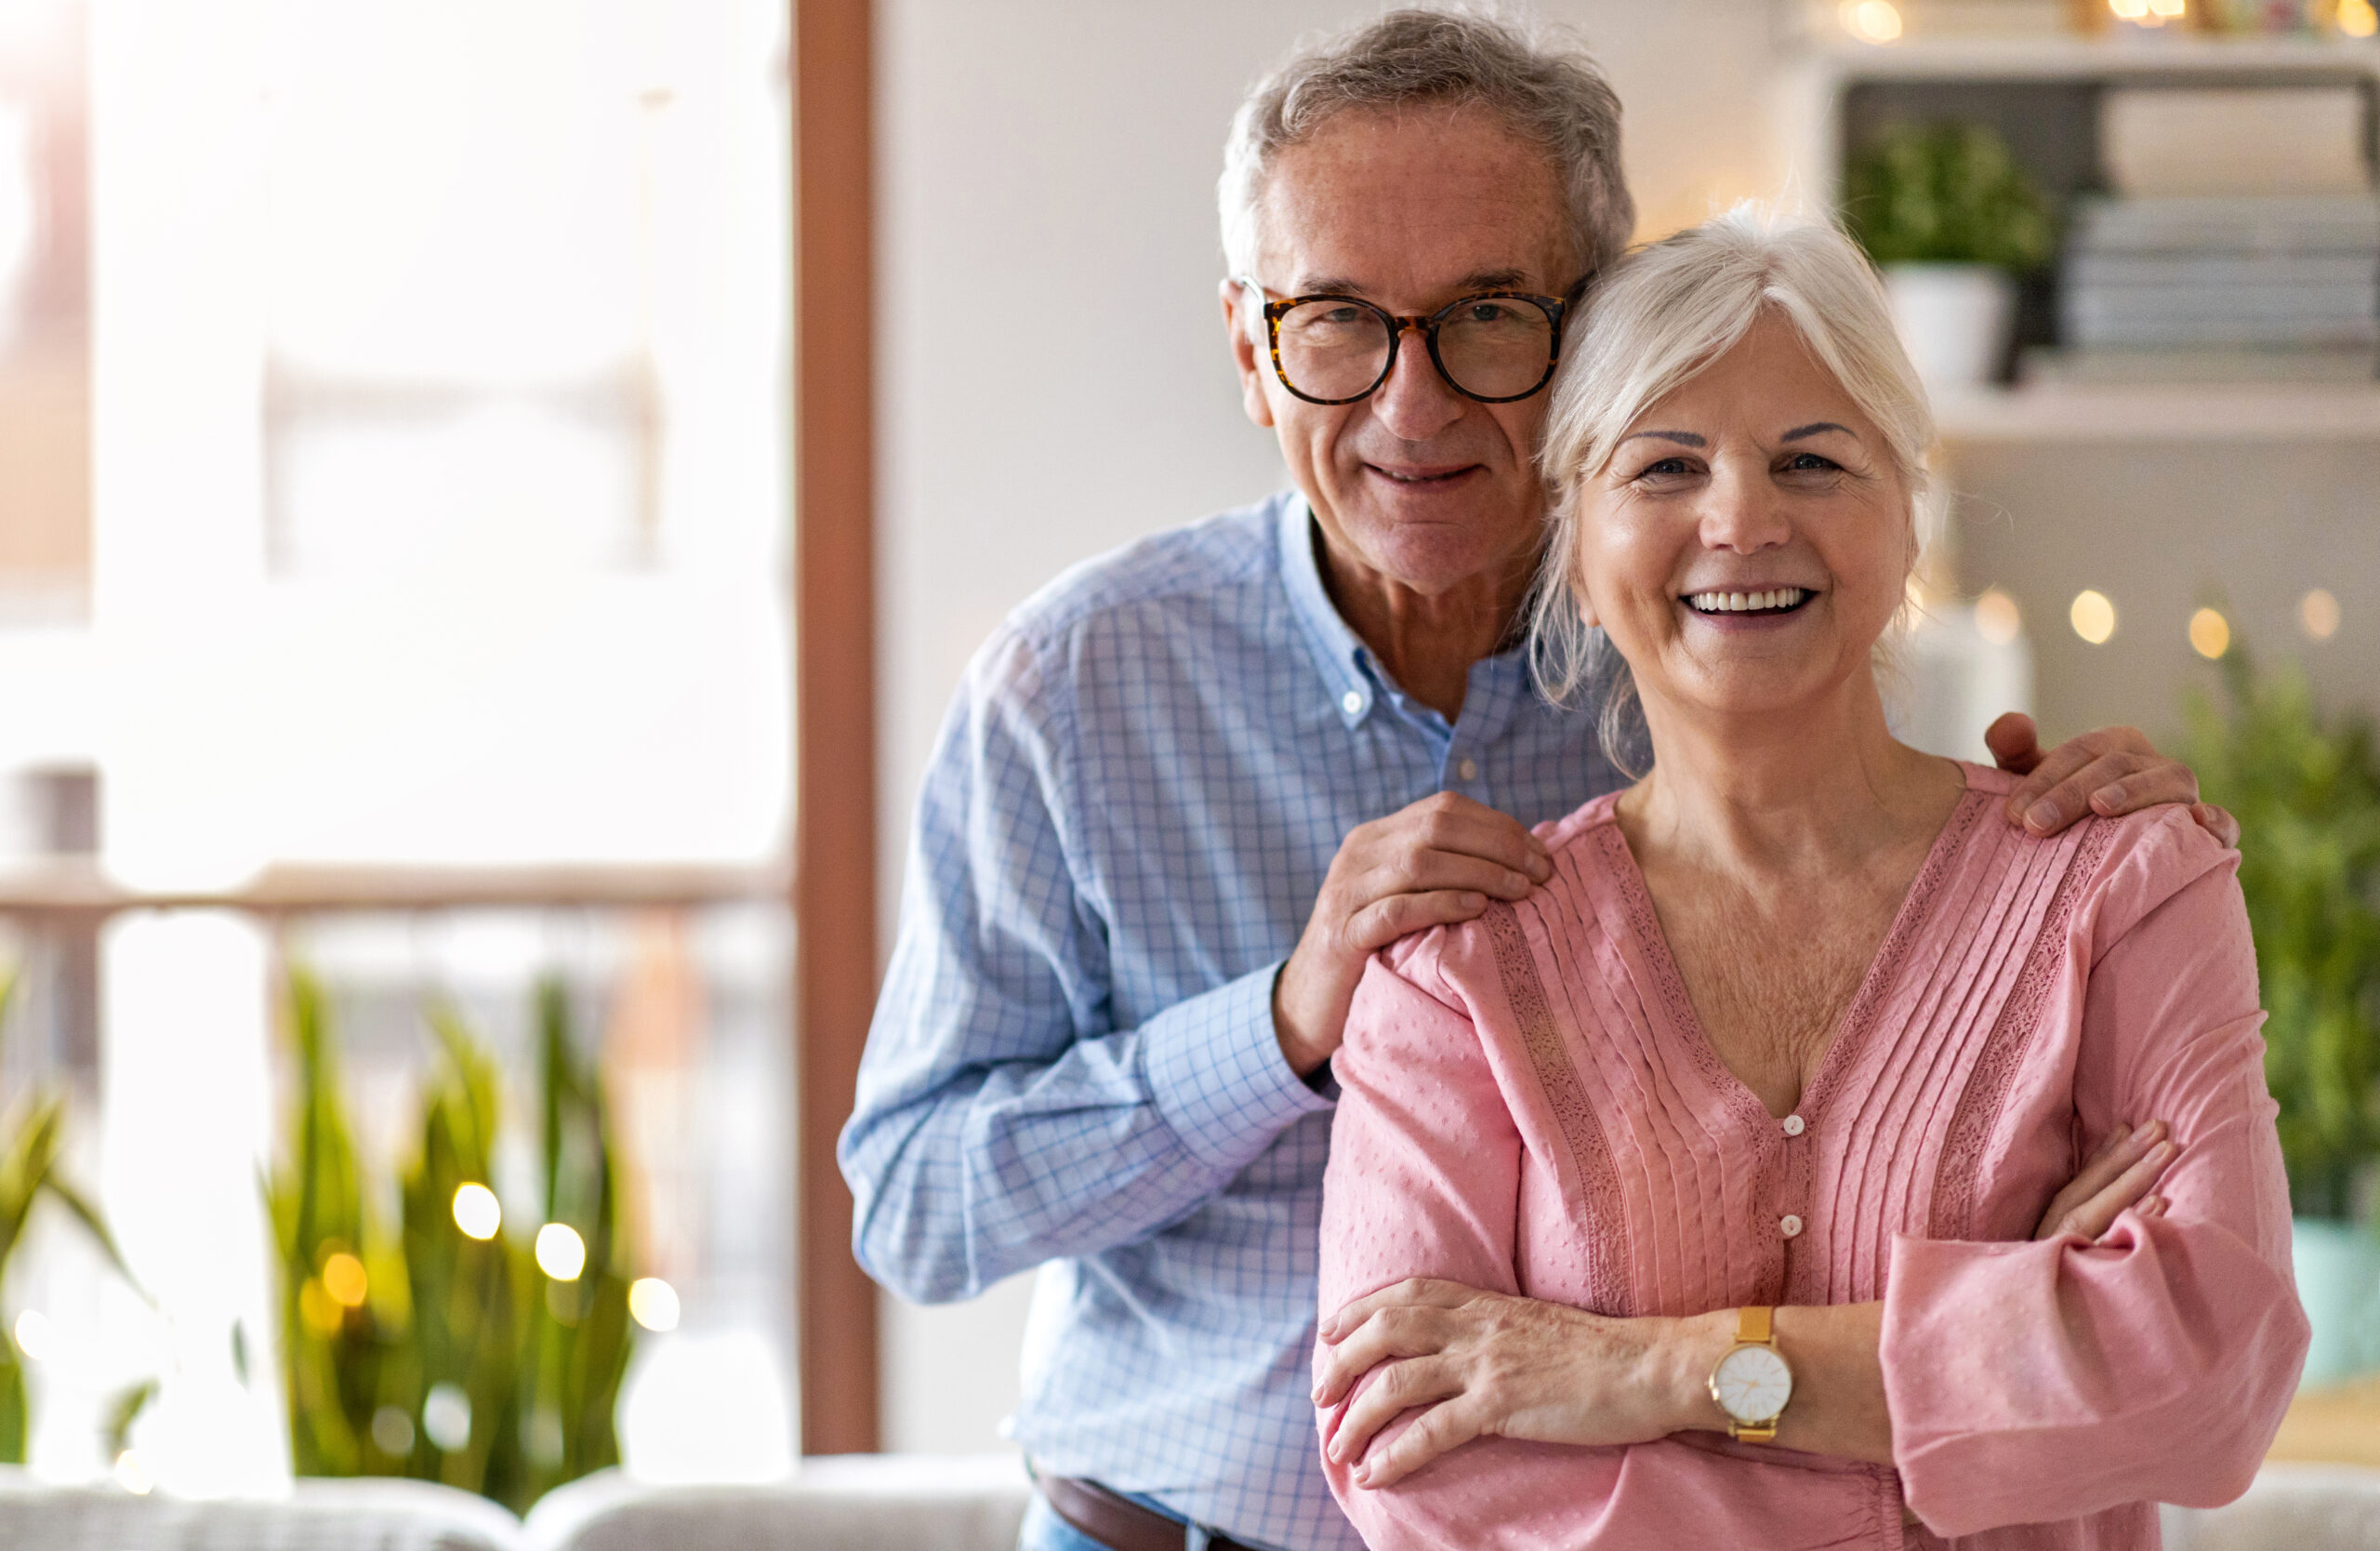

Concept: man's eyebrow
[[1289, 268, 1539, 298], [1781, 421, 1856, 442], [1620, 430, 1705, 447]]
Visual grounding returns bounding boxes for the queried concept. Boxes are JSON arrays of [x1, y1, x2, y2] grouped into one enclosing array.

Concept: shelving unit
[[1935, 381, 2380, 441], [1781, 27, 2380, 444]]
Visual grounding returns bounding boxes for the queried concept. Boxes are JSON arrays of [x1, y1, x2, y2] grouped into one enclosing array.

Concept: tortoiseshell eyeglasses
[[1236, 277, 1584, 405]]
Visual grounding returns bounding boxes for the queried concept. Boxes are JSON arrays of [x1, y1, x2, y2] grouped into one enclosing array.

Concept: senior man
[[841, 13, 2222, 1551]]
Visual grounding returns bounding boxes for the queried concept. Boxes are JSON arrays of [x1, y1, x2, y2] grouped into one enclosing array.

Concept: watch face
[[1712, 1344, 1793, 1425]]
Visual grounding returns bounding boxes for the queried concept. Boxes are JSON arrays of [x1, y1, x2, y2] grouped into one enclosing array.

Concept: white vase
[[1884, 262, 2017, 393]]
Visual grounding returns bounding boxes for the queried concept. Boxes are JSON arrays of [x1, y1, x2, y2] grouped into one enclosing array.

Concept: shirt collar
[[1276, 493, 1379, 728]]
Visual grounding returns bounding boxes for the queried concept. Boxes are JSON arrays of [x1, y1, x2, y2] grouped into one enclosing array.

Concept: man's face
[[1223, 105, 1577, 602]]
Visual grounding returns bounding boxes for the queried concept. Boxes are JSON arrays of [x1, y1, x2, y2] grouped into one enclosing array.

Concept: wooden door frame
[[791, 0, 880, 1456]]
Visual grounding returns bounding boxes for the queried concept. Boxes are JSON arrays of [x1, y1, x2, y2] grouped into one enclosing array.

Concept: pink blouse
[[1317, 763, 2307, 1550]]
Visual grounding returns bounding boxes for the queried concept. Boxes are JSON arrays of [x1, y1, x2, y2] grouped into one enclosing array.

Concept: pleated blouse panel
[[1466, 771, 2119, 1325]]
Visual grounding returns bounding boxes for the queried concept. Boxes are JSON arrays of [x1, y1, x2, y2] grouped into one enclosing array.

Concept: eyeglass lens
[[1275, 297, 1555, 401]]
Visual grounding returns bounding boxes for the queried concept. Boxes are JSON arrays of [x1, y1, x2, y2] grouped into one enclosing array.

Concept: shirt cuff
[[1143, 961, 1335, 1171]]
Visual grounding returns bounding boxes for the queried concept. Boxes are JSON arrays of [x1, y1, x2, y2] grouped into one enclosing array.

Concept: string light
[[113, 1450, 152, 1495], [1974, 588, 2022, 646], [628, 1277, 681, 1332], [11, 1309, 55, 1362], [2341, 0, 2377, 36], [2188, 607, 2230, 660], [452, 1182, 502, 1240], [322, 1251, 369, 1308], [536, 1222, 587, 1281], [2069, 590, 2117, 645], [1842, 1, 1903, 42]]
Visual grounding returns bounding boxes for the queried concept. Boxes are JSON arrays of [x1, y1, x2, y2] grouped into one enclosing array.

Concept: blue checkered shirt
[[840, 492, 1623, 1551]]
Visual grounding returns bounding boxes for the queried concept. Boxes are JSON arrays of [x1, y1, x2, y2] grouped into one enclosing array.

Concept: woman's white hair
[[1219, 7, 1632, 283], [1527, 206, 1935, 768]]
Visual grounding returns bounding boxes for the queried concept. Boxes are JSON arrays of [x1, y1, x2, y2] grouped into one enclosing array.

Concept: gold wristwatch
[[1707, 1306, 1794, 1443]]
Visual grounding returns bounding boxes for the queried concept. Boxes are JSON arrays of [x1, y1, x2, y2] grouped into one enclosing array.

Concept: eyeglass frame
[[1235, 275, 1590, 406]]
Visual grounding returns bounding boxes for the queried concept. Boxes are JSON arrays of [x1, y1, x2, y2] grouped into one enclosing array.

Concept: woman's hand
[[2034, 1120, 2175, 1242], [1312, 1279, 1714, 1491]]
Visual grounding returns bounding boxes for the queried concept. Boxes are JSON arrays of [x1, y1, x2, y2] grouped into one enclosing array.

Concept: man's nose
[[1367, 325, 1465, 442], [1699, 467, 1792, 552]]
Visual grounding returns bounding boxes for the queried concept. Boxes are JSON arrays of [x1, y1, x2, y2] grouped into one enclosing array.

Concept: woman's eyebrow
[[1780, 421, 1855, 442], [1619, 430, 1704, 447]]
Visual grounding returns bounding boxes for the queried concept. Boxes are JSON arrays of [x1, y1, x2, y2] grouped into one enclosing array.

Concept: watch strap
[[1722, 1306, 1783, 1443]]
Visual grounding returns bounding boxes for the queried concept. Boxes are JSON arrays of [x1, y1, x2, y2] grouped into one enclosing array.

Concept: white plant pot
[[2294, 1216, 2380, 1389], [1884, 262, 2017, 393]]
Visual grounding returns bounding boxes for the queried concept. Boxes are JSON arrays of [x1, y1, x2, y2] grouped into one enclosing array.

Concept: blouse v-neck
[[1594, 765, 1988, 1134]]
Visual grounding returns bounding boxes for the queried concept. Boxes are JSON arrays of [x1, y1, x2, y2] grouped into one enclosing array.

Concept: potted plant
[[1844, 121, 2055, 391], [2182, 647, 2380, 1386], [269, 969, 637, 1510]]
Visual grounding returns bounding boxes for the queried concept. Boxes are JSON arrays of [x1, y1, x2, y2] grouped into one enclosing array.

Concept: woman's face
[[1571, 314, 1911, 730]]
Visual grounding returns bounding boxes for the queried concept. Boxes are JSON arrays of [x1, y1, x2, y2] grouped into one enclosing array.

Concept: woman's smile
[[1679, 585, 1819, 630]]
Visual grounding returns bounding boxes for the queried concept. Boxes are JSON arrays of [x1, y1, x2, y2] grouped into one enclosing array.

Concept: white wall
[[871, 0, 1795, 1456]]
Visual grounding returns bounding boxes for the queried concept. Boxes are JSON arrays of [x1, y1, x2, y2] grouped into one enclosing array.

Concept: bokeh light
[[2341, 0, 2378, 37], [1842, 1, 1903, 42], [12, 1308, 55, 1362], [371, 1404, 415, 1458], [422, 1383, 472, 1452], [321, 1251, 369, 1308], [113, 1450, 153, 1495], [1974, 588, 2021, 646], [452, 1182, 502, 1240], [2069, 590, 2117, 645], [536, 1222, 588, 1281], [628, 1277, 681, 1332], [298, 1278, 344, 1335], [2302, 589, 2341, 641], [2188, 608, 2230, 660]]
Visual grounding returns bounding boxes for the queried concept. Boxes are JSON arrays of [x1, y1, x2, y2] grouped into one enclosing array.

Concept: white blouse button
[[1779, 1213, 1804, 1239], [1458, 757, 1479, 781], [1341, 691, 1364, 716], [1781, 1114, 1805, 1137]]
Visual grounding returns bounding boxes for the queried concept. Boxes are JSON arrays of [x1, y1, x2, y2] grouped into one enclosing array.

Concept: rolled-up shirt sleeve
[[1884, 814, 2310, 1536], [838, 624, 1330, 1306]]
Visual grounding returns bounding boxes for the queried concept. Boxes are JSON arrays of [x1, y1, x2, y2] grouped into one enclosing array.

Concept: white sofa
[[2, 1457, 2376, 1550]]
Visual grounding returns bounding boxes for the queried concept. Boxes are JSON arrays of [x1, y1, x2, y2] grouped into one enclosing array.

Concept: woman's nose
[[1368, 327, 1465, 442], [1699, 469, 1792, 552]]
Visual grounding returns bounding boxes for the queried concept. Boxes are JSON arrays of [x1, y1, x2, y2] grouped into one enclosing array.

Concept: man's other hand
[[1273, 792, 1551, 1077], [1985, 712, 2239, 848]]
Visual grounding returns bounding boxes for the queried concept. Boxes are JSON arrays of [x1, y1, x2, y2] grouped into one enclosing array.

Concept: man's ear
[[1221, 279, 1276, 430]]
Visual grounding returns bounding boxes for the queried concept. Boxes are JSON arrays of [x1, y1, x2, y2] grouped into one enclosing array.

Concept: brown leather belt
[[1036, 1474, 1262, 1551]]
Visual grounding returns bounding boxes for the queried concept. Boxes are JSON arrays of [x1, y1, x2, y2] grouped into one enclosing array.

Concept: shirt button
[[1458, 757, 1479, 781], [1781, 1114, 1805, 1137], [1341, 691, 1364, 716], [1779, 1213, 1804, 1239]]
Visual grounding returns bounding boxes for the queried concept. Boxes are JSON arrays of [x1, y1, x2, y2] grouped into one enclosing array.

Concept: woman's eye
[[1783, 452, 1839, 473], [1636, 457, 1692, 478]]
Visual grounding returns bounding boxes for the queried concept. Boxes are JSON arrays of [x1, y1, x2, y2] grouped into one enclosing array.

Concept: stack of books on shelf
[[2033, 86, 2380, 385]]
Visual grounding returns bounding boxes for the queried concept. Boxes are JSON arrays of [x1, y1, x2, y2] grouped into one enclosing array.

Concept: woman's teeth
[[1686, 588, 1809, 614]]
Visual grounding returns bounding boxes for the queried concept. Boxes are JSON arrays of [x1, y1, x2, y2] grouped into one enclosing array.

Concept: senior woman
[[1311, 211, 2308, 1551]]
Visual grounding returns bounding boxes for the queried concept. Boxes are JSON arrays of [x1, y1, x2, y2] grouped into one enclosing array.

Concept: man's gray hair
[[1219, 8, 1633, 283], [1529, 206, 1935, 771]]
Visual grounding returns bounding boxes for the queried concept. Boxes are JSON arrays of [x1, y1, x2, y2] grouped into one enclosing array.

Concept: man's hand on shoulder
[[1272, 792, 1551, 1078], [1986, 712, 2240, 848]]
